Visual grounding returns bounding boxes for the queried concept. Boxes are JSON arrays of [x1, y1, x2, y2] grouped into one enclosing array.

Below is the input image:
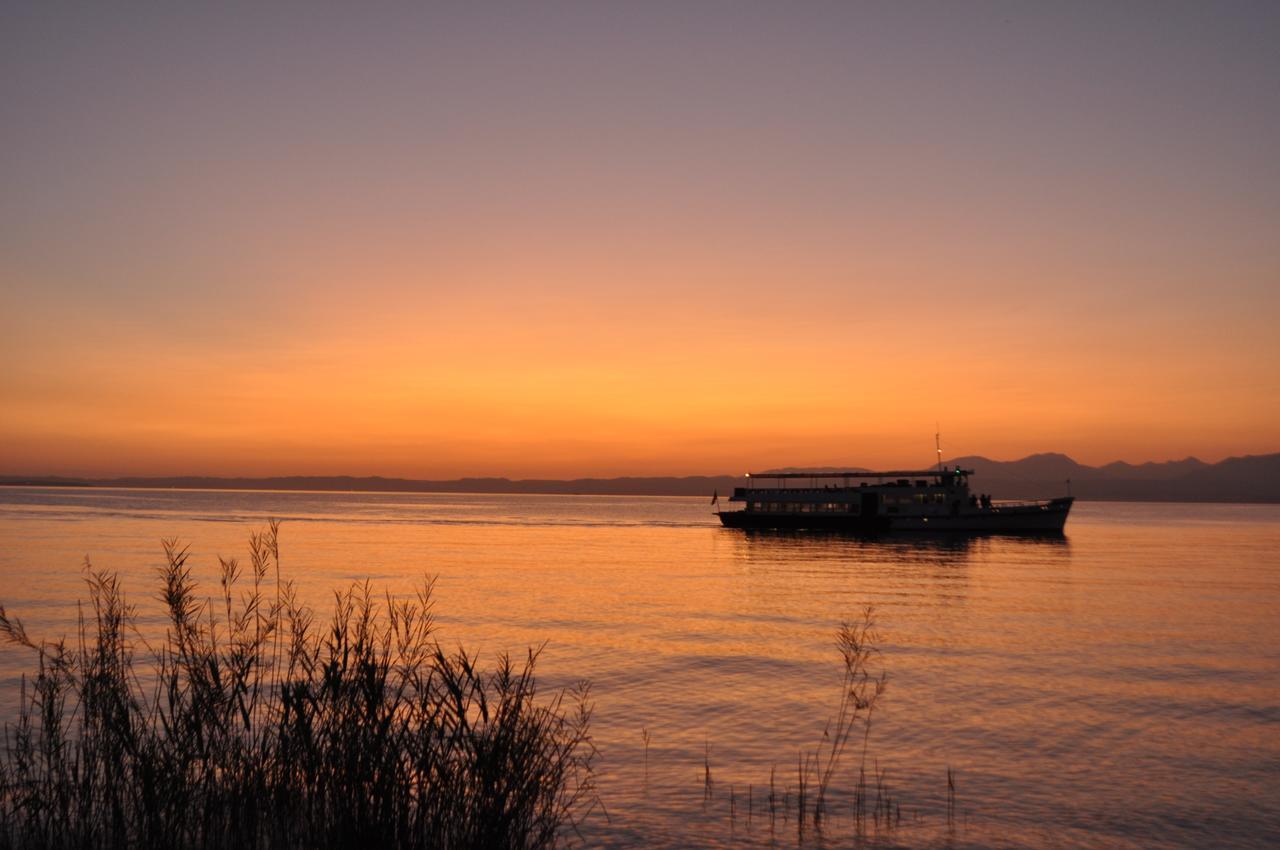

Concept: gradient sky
[[3, 2, 1278, 478]]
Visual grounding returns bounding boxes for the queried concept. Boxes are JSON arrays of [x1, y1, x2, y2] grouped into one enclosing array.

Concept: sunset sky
[[3, 3, 1278, 478]]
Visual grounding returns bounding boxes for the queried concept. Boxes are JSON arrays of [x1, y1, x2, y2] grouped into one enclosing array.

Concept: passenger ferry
[[717, 467, 1072, 533]]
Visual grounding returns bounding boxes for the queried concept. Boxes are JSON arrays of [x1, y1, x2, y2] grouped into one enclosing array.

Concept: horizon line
[[4, 448, 1279, 485]]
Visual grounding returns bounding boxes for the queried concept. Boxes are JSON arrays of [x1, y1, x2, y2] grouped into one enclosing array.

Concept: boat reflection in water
[[727, 524, 1071, 577], [718, 467, 1073, 533]]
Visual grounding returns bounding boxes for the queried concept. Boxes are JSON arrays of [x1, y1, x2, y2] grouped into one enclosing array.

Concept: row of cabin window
[[882, 493, 949, 506], [749, 502, 858, 513]]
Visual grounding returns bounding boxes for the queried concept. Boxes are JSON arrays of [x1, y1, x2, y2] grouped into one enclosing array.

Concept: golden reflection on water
[[1, 489, 1278, 848]]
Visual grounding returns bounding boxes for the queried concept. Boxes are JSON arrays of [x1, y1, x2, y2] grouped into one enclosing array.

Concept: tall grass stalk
[[0, 525, 596, 849], [812, 607, 886, 830]]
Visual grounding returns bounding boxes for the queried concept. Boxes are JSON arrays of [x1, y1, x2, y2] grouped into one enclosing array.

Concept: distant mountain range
[[3, 452, 1279, 502], [943, 452, 1280, 502], [764, 452, 1280, 502]]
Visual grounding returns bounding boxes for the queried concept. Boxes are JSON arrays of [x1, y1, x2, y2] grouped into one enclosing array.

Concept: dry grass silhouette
[[0, 523, 597, 849], [729, 608, 893, 843]]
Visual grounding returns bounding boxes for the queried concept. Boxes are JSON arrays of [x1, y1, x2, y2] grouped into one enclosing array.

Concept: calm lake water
[[1, 487, 1277, 848]]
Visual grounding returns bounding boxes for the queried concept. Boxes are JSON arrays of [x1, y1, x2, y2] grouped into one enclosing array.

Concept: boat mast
[[935, 426, 944, 475]]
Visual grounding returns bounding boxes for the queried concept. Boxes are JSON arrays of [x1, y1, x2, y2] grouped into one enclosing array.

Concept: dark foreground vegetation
[[0, 524, 597, 849]]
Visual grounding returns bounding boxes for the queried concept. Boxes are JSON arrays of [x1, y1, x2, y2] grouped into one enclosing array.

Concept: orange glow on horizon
[[3, 261, 1276, 479]]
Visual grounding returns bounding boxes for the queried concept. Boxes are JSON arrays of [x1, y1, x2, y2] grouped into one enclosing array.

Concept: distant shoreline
[[3, 482, 1278, 506], [3, 450, 1279, 503], [0, 476, 737, 498]]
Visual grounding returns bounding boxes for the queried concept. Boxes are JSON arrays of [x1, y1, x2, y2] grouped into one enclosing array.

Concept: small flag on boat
[[711, 490, 719, 506]]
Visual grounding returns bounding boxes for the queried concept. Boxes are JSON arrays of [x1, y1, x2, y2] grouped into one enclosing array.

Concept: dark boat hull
[[718, 497, 1073, 534]]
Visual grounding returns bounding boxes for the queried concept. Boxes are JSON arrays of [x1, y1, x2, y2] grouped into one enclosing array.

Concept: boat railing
[[734, 486, 871, 494], [733, 483, 944, 496], [989, 497, 1072, 510]]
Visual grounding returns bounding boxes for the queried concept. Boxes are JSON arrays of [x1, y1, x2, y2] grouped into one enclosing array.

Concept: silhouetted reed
[[807, 608, 888, 833], [732, 609, 893, 843], [0, 523, 596, 849]]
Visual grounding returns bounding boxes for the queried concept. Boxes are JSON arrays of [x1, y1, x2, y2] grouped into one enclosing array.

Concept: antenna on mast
[[935, 425, 944, 474]]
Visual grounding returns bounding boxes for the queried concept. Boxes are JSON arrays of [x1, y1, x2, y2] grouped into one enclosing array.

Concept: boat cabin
[[731, 468, 977, 518]]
